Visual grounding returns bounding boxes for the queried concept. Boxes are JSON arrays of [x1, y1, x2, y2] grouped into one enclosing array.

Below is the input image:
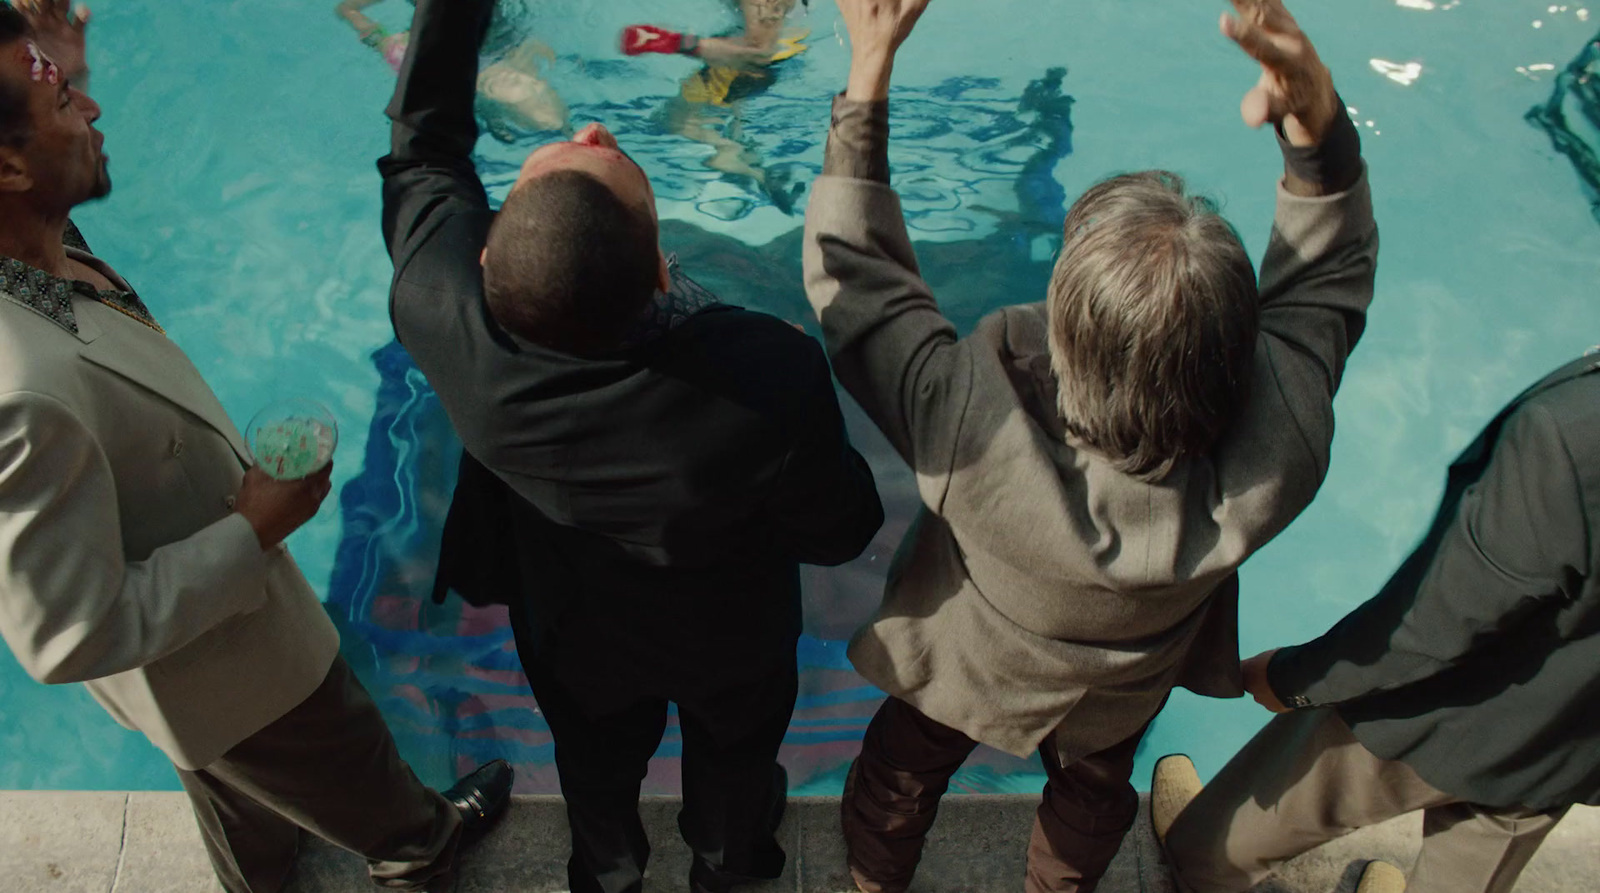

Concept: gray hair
[[1047, 171, 1260, 482]]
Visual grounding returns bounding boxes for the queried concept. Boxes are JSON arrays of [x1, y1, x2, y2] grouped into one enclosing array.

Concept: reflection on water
[[1527, 30, 1600, 223], [325, 70, 1076, 795], [472, 63, 1078, 231]]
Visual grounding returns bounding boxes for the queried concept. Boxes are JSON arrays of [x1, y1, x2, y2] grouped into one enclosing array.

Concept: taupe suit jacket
[[0, 248, 338, 770], [804, 169, 1378, 761]]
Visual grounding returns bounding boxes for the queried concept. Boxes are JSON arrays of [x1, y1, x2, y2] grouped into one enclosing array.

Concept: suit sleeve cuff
[[1266, 645, 1319, 709], [1276, 94, 1363, 194], [823, 94, 891, 183]]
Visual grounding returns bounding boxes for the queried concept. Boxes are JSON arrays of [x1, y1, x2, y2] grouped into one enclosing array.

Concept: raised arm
[[1224, 0, 1377, 482], [1258, 399, 1591, 711], [803, 0, 969, 490], [377, 0, 495, 275]]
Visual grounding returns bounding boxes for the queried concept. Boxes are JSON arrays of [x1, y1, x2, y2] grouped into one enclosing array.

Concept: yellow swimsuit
[[680, 31, 809, 107]]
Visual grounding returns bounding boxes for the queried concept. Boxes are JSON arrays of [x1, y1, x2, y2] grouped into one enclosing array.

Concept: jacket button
[[172, 438, 184, 457], [224, 495, 237, 509]]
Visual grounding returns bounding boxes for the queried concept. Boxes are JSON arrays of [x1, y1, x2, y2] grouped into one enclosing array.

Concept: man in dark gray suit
[[1158, 354, 1600, 893], [378, 1, 883, 892]]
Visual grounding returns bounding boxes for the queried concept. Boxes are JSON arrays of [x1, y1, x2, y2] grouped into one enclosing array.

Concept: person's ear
[[0, 147, 33, 195]]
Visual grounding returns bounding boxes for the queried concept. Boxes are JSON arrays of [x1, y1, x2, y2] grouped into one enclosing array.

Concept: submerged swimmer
[[336, 0, 570, 139], [625, 0, 810, 214]]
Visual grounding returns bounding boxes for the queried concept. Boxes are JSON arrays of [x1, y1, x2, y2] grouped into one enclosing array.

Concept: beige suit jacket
[[0, 249, 339, 770], [804, 170, 1378, 761]]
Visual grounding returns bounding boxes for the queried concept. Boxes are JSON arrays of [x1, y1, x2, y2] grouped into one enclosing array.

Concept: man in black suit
[[376, 2, 884, 892], [1154, 354, 1600, 893]]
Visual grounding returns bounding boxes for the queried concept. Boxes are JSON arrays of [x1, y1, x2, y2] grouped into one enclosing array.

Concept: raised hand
[[1222, 0, 1338, 147], [836, 0, 934, 101], [14, 0, 90, 85], [1240, 649, 1292, 714]]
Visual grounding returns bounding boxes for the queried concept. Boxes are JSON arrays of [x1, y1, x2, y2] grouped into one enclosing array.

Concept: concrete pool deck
[[3, 791, 1596, 892]]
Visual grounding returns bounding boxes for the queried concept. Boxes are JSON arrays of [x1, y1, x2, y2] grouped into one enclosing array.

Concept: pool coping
[[1, 791, 1595, 891]]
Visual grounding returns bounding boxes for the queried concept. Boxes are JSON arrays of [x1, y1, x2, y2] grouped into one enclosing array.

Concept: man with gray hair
[[804, 0, 1375, 890]]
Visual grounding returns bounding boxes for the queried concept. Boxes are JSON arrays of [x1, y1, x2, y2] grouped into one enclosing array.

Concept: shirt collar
[[0, 253, 89, 335], [0, 245, 160, 337]]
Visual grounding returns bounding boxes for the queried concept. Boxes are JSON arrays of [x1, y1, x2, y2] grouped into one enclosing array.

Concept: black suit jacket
[[1270, 354, 1600, 810], [377, 0, 882, 707]]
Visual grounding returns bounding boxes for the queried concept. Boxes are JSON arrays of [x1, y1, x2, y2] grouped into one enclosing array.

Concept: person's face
[[512, 123, 657, 220], [0, 41, 110, 209]]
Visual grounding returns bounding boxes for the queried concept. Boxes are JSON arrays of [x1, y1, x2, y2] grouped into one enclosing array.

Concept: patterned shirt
[[0, 221, 164, 336], [619, 254, 722, 348]]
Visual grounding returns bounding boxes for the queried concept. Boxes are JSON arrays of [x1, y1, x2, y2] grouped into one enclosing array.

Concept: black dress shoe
[[442, 759, 513, 843]]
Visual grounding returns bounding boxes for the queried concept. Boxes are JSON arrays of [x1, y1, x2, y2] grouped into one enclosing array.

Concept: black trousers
[[512, 607, 796, 893]]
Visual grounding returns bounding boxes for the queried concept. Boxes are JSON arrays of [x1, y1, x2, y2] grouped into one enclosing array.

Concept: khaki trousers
[[1165, 708, 1568, 893], [175, 656, 463, 892]]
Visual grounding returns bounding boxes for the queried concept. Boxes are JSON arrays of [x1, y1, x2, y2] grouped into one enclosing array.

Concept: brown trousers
[[842, 697, 1151, 893], [1165, 708, 1569, 893], [175, 656, 463, 893]]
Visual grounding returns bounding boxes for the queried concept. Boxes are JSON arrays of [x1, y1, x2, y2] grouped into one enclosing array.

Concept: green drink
[[247, 399, 339, 481]]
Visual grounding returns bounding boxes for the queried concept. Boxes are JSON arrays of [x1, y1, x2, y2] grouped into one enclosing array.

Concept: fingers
[[1220, 10, 1291, 68], [305, 464, 335, 503], [1239, 82, 1278, 129], [1226, 0, 1293, 30]]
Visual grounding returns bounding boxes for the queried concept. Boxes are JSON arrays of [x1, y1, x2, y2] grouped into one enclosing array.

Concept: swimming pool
[[1, 0, 1596, 796]]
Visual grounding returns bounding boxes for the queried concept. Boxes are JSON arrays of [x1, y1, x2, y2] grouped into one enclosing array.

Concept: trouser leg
[[1408, 801, 1570, 893], [676, 658, 798, 892], [1024, 720, 1151, 893], [1165, 708, 1456, 893], [522, 656, 669, 893], [178, 656, 463, 891], [841, 697, 981, 893], [176, 767, 301, 893]]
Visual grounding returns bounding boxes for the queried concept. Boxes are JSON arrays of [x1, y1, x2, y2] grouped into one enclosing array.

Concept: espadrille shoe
[[1150, 753, 1203, 845], [1355, 860, 1407, 893]]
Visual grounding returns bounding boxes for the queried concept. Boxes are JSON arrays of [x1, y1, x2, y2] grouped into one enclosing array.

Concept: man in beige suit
[[805, 1, 1376, 891], [0, 4, 508, 891]]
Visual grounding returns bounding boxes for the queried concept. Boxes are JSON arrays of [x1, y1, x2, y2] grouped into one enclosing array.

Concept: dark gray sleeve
[[377, 0, 493, 274], [1269, 401, 1591, 708], [1276, 94, 1363, 195]]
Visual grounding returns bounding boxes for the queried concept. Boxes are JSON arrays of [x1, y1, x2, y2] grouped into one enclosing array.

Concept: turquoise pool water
[[1, 0, 1597, 796]]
